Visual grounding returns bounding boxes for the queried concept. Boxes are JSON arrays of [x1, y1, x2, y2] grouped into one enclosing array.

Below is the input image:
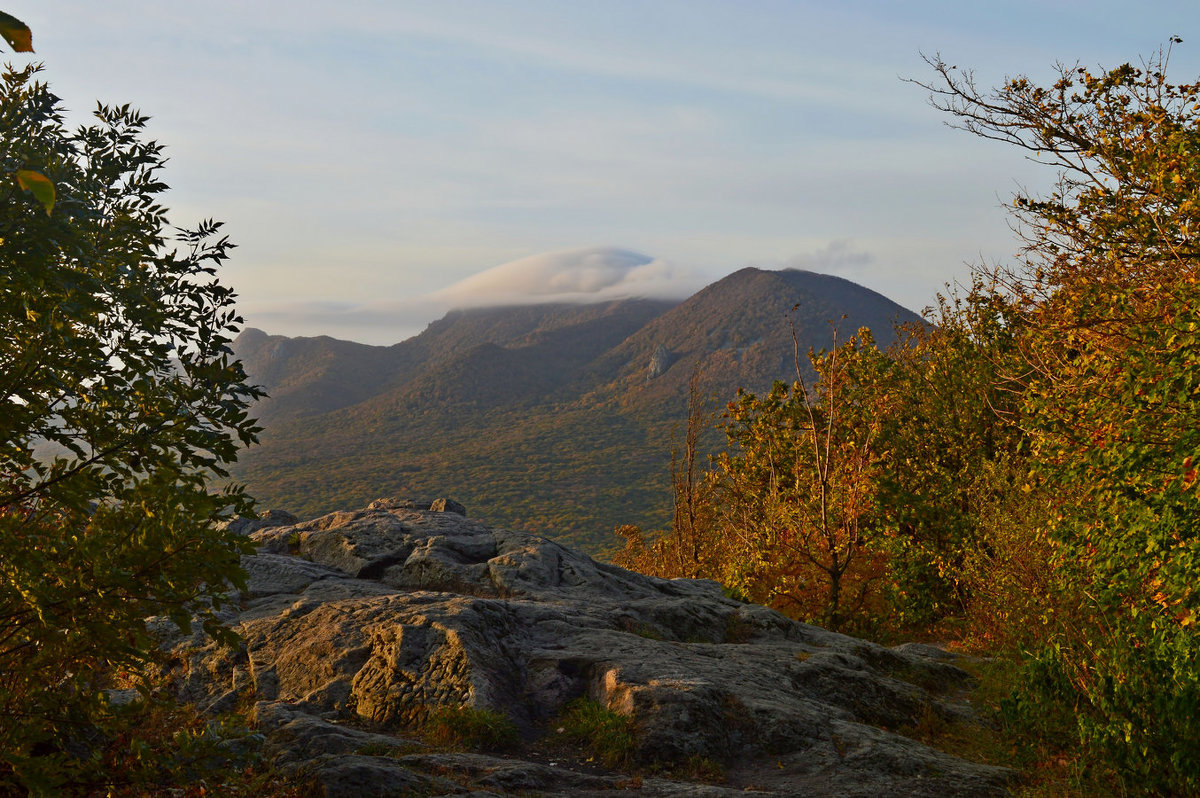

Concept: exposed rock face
[[159, 500, 1011, 797], [646, 343, 674, 380]]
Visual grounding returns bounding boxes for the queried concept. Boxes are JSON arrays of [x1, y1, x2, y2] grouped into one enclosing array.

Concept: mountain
[[233, 299, 674, 421], [229, 268, 923, 552], [584, 267, 924, 416]]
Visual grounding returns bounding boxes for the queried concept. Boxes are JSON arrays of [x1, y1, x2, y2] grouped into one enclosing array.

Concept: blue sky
[[16, 2, 1200, 343]]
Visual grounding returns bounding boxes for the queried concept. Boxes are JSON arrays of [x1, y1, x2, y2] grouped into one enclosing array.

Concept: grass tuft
[[423, 705, 520, 752], [558, 698, 637, 767]]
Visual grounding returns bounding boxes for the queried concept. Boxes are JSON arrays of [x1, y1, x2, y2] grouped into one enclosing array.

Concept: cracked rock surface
[[158, 498, 1012, 797]]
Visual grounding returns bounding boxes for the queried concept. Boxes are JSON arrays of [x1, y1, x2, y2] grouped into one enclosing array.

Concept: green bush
[[923, 46, 1200, 794], [0, 63, 261, 791]]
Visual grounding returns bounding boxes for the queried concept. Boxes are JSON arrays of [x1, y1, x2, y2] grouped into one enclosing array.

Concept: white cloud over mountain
[[242, 246, 706, 345], [432, 246, 700, 308]]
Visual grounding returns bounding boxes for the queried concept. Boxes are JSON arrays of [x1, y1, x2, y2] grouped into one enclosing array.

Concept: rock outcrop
[[645, 343, 674, 380], [157, 499, 1012, 797]]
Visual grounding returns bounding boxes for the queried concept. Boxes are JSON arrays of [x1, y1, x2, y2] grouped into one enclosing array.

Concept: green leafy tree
[[0, 64, 263, 790], [862, 282, 1028, 631], [923, 44, 1200, 792]]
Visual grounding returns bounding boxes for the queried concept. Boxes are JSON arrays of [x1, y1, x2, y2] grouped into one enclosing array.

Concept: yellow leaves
[[1179, 608, 1197, 627], [0, 10, 32, 52], [16, 169, 54, 215]]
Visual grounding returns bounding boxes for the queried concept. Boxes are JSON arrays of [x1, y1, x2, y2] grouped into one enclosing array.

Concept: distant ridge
[[234, 299, 674, 421], [230, 269, 923, 551]]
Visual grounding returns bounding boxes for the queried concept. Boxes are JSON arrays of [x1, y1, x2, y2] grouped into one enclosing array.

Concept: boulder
[[157, 498, 1012, 797]]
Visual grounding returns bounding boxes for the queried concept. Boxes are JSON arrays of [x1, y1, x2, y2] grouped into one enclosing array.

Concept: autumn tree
[[855, 281, 1029, 631], [922, 44, 1200, 792], [712, 326, 888, 631], [0, 64, 263, 791]]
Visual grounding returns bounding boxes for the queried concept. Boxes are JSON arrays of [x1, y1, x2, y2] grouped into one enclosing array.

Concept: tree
[[921, 45, 1200, 792], [861, 282, 1028, 631], [713, 326, 887, 631], [614, 365, 721, 581], [0, 64, 263, 790]]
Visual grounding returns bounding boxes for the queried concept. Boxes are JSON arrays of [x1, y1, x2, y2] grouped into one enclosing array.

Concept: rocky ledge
[[155, 499, 1012, 797]]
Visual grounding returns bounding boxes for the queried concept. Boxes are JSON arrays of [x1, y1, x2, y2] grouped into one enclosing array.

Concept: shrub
[[922, 44, 1200, 794]]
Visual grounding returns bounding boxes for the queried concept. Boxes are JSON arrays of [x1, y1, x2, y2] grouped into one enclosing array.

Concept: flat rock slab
[[160, 499, 1012, 797]]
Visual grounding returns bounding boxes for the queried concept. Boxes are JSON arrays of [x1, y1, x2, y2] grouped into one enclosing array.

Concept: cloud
[[786, 240, 874, 278], [241, 246, 705, 345], [431, 246, 701, 308], [241, 298, 433, 346]]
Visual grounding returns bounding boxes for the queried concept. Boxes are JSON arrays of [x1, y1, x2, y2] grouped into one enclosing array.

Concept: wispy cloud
[[244, 297, 435, 345], [787, 240, 874, 278], [241, 245, 705, 344]]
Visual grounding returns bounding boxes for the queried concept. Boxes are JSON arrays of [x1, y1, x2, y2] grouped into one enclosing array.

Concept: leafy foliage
[[422, 706, 520, 752], [862, 284, 1028, 631], [16, 695, 305, 797], [918, 45, 1200, 793], [0, 65, 263, 790], [712, 327, 888, 631], [618, 326, 898, 633], [0, 11, 31, 54], [557, 698, 636, 768]]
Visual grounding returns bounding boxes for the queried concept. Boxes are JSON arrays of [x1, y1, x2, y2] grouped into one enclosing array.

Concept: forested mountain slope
[[230, 268, 922, 551]]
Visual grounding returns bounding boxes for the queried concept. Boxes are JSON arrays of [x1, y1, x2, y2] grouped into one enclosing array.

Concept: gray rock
[[156, 500, 1013, 796], [646, 343, 674, 379], [222, 508, 299, 536], [431, 498, 468, 516]]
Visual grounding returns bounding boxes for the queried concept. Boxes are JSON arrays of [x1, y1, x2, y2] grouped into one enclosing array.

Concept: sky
[[14, 2, 1200, 344]]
